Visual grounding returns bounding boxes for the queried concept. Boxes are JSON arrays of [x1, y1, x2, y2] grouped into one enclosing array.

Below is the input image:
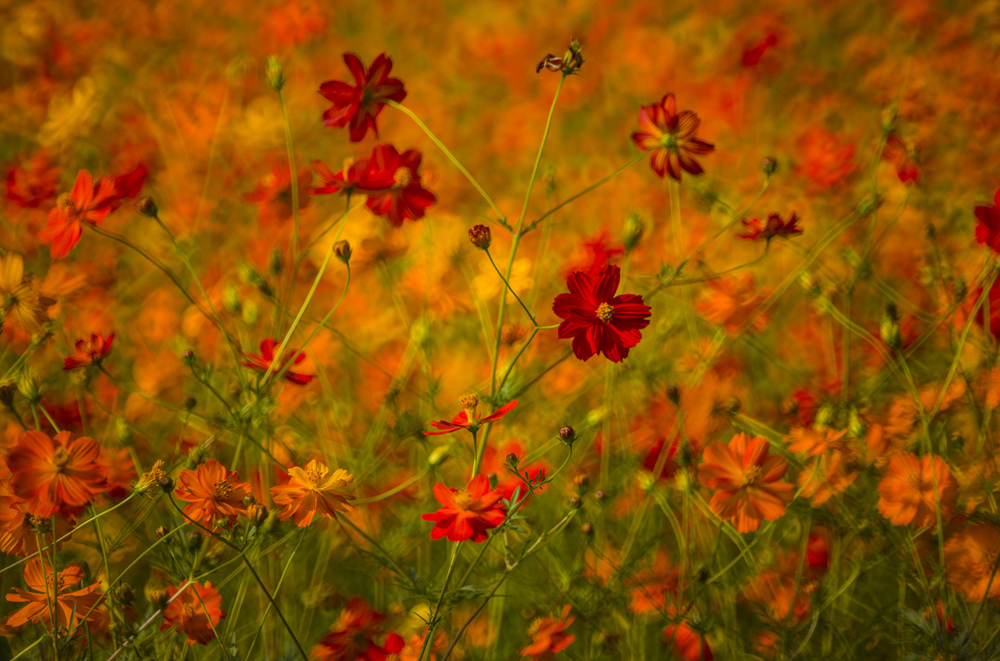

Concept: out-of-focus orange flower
[[395, 631, 446, 661], [663, 617, 713, 661], [39, 165, 146, 259], [628, 553, 681, 614], [311, 597, 404, 661], [6, 430, 106, 518], [424, 395, 518, 436], [5, 559, 104, 630], [0, 483, 74, 557], [319, 53, 407, 143], [699, 433, 793, 533], [696, 274, 769, 336], [631, 93, 715, 181], [261, 0, 327, 47], [243, 337, 315, 385], [269, 460, 354, 527], [160, 581, 226, 646], [244, 160, 312, 228], [5, 150, 59, 208], [521, 604, 575, 659], [944, 524, 1000, 603], [876, 452, 956, 527], [421, 474, 506, 543], [0, 252, 53, 334], [174, 459, 251, 528], [795, 128, 856, 189], [63, 332, 115, 370]]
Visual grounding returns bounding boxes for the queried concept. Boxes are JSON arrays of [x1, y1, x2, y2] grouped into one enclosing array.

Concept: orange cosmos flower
[[243, 338, 315, 385], [0, 483, 74, 557], [421, 474, 506, 543], [63, 332, 115, 370], [698, 433, 793, 533], [6, 430, 107, 518], [6, 559, 104, 630], [696, 274, 770, 336], [628, 553, 681, 614], [876, 452, 956, 528], [944, 524, 1000, 603], [160, 581, 226, 646], [269, 460, 354, 527], [521, 605, 575, 659], [174, 459, 251, 528]]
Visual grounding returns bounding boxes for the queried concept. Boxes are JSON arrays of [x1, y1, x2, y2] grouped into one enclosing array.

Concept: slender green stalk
[[485, 249, 535, 325], [418, 543, 462, 661]]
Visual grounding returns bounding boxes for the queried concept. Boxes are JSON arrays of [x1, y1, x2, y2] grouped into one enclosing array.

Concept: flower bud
[[594, 489, 606, 502], [242, 299, 259, 325], [623, 213, 644, 252], [182, 349, 196, 367], [334, 240, 352, 264], [156, 526, 168, 538], [266, 55, 286, 92], [573, 474, 589, 491], [112, 583, 135, 606], [223, 285, 241, 313], [505, 452, 519, 467], [570, 495, 581, 508], [581, 522, 594, 536], [880, 304, 901, 351], [667, 385, 680, 405], [559, 426, 575, 444], [148, 588, 169, 610], [157, 476, 174, 493], [16, 369, 41, 405], [428, 445, 450, 467], [881, 100, 898, 133], [761, 157, 778, 176], [268, 250, 283, 276], [468, 225, 492, 250], [134, 195, 158, 218]]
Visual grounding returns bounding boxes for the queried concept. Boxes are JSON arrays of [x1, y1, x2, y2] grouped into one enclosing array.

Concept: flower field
[[2, 1, 1000, 659]]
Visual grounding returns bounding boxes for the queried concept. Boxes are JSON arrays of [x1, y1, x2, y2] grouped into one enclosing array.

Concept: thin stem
[[419, 543, 462, 661], [485, 249, 535, 325]]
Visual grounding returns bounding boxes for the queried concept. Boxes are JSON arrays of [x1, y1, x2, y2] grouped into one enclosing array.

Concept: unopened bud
[[880, 305, 901, 351], [505, 452, 519, 467], [112, 583, 135, 606], [134, 195, 158, 218], [334, 240, 351, 264], [762, 157, 778, 176], [559, 426, 575, 443], [156, 526, 168, 538], [581, 522, 594, 535], [157, 476, 174, 493], [268, 250, 283, 276], [881, 100, 899, 133], [468, 225, 492, 250], [182, 349, 196, 366], [667, 385, 680, 405], [223, 285, 241, 313], [16, 370, 41, 405], [570, 495, 582, 508], [266, 55, 286, 91], [148, 588, 169, 610], [623, 213, 644, 252], [428, 445, 450, 467]]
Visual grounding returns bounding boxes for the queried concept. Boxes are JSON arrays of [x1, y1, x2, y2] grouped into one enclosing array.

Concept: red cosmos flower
[[521, 605, 575, 659], [39, 165, 147, 259], [664, 618, 713, 661], [738, 213, 803, 242], [631, 94, 715, 181], [63, 332, 115, 370], [319, 53, 407, 143], [6, 430, 107, 518], [310, 156, 377, 197], [361, 145, 437, 227], [882, 133, 920, 184], [552, 264, 652, 363], [242, 338, 314, 385], [161, 582, 226, 646], [244, 161, 312, 228], [423, 394, 518, 436], [6, 560, 104, 630], [421, 474, 507, 542], [5, 151, 59, 208], [312, 597, 404, 661], [974, 186, 1000, 254], [174, 459, 251, 528]]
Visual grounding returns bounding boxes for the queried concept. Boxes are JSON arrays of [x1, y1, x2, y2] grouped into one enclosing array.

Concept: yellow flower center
[[51, 447, 70, 470], [306, 464, 326, 485], [741, 465, 763, 487], [452, 491, 473, 510], [596, 302, 614, 323], [392, 166, 412, 189], [214, 480, 232, 500]]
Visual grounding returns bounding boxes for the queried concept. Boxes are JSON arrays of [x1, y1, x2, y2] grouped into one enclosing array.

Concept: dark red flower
[[5, 151, 59, 208], [242, 338, 314, 385], [310, 156, 376, 197], [63, 332, 115, 370], [738, 212, 803, 242], [974, 186, 1000, 254], [361, 145, 436, 227], [421, 474, 507, 542], [742, 33, 779, 67], [311, 597, 404, 661], [631, 94, 715, 181], [319, 53, 407, 143], [552, 265, 652, 362], [882, 134, 920, 184], [424, 394, 517, 436], [244, 160, 312, 228]]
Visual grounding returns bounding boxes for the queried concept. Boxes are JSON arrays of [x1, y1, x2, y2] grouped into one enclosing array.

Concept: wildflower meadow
[[3, 1, 1000, 659]]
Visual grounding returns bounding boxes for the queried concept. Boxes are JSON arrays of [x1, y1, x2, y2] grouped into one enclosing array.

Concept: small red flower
[[552, 264, 652, 362], [242, 338, 314, 385], [311, 597, 404, 661], [882, 133, 920, 184], [310, 156, 377, 197], [63, 332, 115, 370], [423, 395, 518, 436], [244, 160, 312, 228], [319, 53, 407, 143], [361, 145, 437, 228], [39, 165, 147, 259], [974, 186, 1000, 254], [738, 212, 803, 242], [631, 94, 715, 181], [742, 33, 779, 67], [422, 474, 507, 542], [5, 151, 59, 209]]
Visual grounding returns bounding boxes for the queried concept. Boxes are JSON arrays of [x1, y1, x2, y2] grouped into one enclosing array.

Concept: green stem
[[485, 249, 535, 325], [419, 543, 462, 661]]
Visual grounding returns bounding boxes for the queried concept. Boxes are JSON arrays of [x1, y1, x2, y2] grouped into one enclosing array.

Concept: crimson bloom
[[361, 144, 437, 227], [5, 151, 59, 208], [310, 156, 377, 197], [39, 165, 147, 259], [974, 186, 1000, 254], [243, 338, 314, 385], [319, 53, 407, 142], [738, 212, 803, 242], [631, 94, 715, 181], [423, 394, 518, 436], [422, 474, 507, 542], [312, 597, 404, 661], [552, 264, 652, 362], [63, 332, 115, 370]]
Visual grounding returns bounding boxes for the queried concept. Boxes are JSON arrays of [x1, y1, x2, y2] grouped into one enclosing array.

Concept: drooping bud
[[881, 100, 899, 133], [559, 426, 575, 444], [334, 240, 352, 265], [134, 195, 158, 218], [468, 224, 492, 250]]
